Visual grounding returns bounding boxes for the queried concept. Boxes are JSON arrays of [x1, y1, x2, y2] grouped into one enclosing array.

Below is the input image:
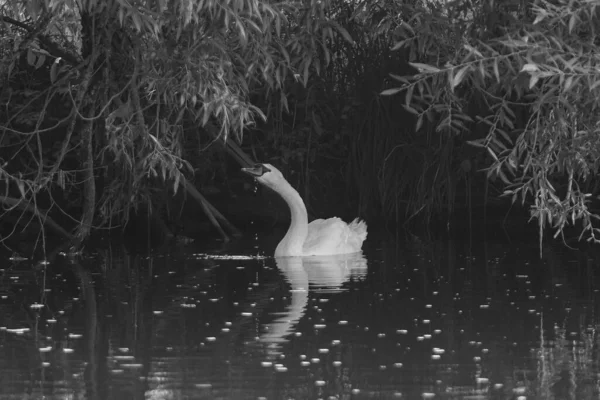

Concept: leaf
[[26, 49, 35, 66], [590, 79, 600, 91], [173, 171, 180, 193], [529, 74, 539, 89], [391, 39, 409, 51], [35, 54, 45, 69], [467, 139, 486, 148], [50, 59, 60, 83], [563, 76, 574, 92], [452, 66, 469, 89], [17, 180, 25, 198], [521, 63, 538, 73], [533, 12, 547, 25], [390, 74, 410, 84], [463, 44, 483, 58], [405, 85, 414, 107], [381, 88, 402, 96], [486, 147, 499, 161], [409, 62, 440, 73], [403, 105, 418, 115], [569, 13, 577, 34], [332, 22, 353, 44]]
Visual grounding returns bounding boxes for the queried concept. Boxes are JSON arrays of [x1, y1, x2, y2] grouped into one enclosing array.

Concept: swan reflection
[[260, 253, 368, 357]]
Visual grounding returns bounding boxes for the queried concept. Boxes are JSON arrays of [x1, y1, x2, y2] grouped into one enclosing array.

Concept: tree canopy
[[3, 0, 600, 253], [0, 0, 348, 248], [383, 0, 600, 247]]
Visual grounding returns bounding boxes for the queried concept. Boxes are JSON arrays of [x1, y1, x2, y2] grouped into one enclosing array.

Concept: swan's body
[[243, 163, 367, 257]]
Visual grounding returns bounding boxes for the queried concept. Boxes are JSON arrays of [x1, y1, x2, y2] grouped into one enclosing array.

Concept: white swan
[[242, 163, 367, 257]]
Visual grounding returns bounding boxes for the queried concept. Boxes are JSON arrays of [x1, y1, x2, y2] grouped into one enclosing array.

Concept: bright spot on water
[[393, 363, 403, 368], [275, 364, 287, 372], [318, 348, 329, 354], [193, 254, 267, 260], [241, 312, 252, 316], [195, 383, 212, 389], [315, 380, 326, 386], [68, 333, 82, 339], [377, 333, 386, 338], [422, 319, 430, 324], [39, 346, 52, 352], [314, 324, 326, 329], [433, 348, 445, 354], [513, 386, 526, 394], [476, 377, 489, 384], [351, 389, 360, 394], [431, 355, 440, 360], [333, 361, 342, 366], [7, 328, 30, 334], [30, 303, 44, 309], [422, 392, 435, 399], [63, 348, 74, 353], [397, 329, 407, 334], [331, 339, 341, 345], [301, 361, 310, 366], [311, 358, 320, 363]]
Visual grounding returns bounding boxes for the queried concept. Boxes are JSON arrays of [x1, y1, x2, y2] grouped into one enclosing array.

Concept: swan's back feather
[[303, 217, 367, 256]]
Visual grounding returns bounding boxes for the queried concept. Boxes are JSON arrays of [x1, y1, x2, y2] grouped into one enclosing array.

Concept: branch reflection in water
[[260, 253, 368, 357]]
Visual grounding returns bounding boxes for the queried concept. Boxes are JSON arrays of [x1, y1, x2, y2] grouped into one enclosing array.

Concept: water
[[1, 231, 599, 400]]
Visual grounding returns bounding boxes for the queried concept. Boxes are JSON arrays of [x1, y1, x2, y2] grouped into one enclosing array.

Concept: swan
[[242, 163, 367, 257]]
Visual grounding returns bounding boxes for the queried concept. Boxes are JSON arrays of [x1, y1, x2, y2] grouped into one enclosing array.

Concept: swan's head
[[242, 163, 286, 190]]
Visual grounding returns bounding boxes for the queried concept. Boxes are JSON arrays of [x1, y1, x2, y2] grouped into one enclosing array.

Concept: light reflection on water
[[0, 234, 599, 399]]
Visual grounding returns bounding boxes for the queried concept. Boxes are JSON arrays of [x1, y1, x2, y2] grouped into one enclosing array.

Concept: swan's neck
[[274, 181, 308, 257]]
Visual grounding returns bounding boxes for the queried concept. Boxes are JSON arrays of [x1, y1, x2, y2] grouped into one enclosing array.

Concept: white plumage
[[243, 163, 367, 257]]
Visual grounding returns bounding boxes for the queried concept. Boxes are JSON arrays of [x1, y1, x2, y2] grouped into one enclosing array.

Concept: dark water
[[1, 231, 600, 400]]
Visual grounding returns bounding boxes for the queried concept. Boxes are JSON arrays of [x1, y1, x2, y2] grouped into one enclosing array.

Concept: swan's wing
[[303, 217, 367, 256]]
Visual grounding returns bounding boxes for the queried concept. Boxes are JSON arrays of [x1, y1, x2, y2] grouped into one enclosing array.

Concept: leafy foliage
[[0, 0, 341, 244], [384, 0, 600, 243]]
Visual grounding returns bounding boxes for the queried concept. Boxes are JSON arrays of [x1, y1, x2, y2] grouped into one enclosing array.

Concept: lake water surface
[[1, 230, 599, 400]]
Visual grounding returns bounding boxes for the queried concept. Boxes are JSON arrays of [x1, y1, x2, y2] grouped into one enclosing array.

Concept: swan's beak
[[242, 164, 270, 177]]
